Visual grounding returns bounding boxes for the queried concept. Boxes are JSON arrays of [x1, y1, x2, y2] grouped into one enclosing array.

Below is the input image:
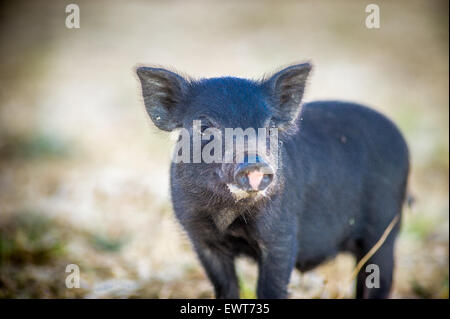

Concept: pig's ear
[[263, 63, 312, 128], [136, 67, 188, 131]]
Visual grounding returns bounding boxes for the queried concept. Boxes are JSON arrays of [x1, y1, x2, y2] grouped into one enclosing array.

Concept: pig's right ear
[[262, 63, 312, 129], [136, 67, 188, 131]]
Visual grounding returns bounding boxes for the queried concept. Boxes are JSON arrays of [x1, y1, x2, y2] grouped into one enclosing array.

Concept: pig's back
[[291, 100, 409, 175]]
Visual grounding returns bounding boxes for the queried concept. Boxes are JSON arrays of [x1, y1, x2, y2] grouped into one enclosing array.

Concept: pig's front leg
[[193, 241, 240, 299], [255, 215, 298, 299], [256, 248, 296, 299]]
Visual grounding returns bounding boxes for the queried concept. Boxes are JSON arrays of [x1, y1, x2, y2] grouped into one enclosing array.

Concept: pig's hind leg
[[355, 215, 400, 299]]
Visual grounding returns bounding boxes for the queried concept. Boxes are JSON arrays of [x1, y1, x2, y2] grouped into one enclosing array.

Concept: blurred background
[[0, 0, 448, 298]]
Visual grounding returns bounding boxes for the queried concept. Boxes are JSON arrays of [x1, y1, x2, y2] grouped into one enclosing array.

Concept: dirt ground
[[0, 0, 448, 298]]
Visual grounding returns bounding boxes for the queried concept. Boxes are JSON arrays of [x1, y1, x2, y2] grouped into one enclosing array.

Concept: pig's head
[[136, 64, 311, 206]]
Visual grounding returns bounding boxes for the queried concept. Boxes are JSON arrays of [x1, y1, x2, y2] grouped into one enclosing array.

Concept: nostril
[[263, 174, 272, 183], [259, 173, 274, 189], [236, 173, 248, 188]]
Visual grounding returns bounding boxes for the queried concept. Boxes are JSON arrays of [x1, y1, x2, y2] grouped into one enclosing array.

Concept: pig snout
[[233, 156, 274, 191]]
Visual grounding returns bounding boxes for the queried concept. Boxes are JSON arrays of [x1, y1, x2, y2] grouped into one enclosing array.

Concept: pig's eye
[[199, 119, 217, 145], [269, 119, 277, 129], [197, 117, 215, 135], [201, 123, 212, 134]]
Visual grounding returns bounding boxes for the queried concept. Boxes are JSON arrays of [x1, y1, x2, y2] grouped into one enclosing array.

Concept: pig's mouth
[[226, 182, 271, 202]]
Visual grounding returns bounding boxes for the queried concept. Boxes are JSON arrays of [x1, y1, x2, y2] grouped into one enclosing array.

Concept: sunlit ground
[[0, 0, 448, 298]]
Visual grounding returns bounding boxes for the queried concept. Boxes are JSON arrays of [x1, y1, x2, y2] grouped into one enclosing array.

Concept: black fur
[[136, 63, 409, 299]]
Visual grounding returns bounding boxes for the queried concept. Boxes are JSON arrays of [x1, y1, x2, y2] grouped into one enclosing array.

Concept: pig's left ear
[[263, 63, 312, 128], [136, 67, 188, 131]]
